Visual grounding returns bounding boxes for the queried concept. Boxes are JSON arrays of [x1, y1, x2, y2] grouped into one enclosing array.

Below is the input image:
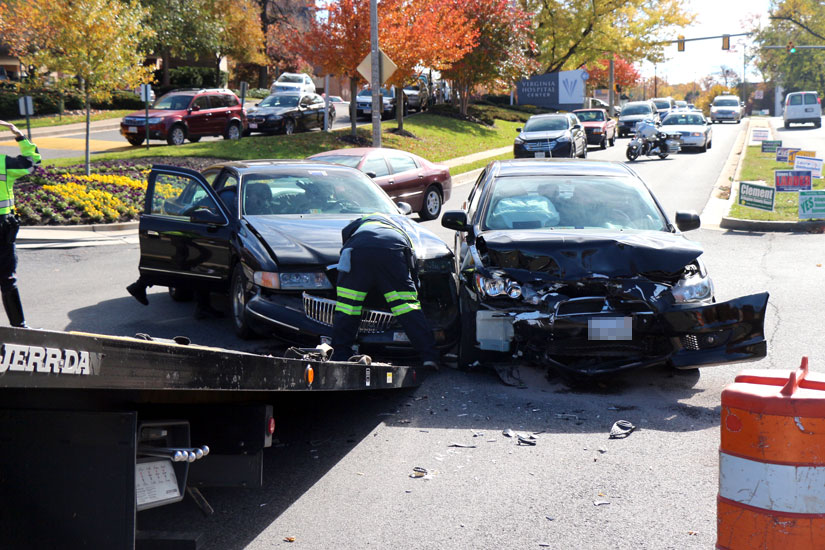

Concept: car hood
[[247, 106, 294, 116], [248, 215, 452, 266], [580, 121, 607, 128], [520, 130, 569, 140], [477, 229, 702, 280]]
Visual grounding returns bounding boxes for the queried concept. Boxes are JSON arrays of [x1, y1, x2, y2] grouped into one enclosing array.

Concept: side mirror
[[441, 210, 470, 232], [190, 207, 227, 226], [255, 102, 260, 106], [572, 124, 582, 130], [189, 104, 200, 112], [365, 171, 377, 179], [516, 127, 522, 133], [675, 210, 701, 232], [396, 202, 412, 215]]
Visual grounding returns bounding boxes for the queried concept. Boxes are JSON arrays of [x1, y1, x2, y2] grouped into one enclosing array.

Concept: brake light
[[267, 417, 276, 435]]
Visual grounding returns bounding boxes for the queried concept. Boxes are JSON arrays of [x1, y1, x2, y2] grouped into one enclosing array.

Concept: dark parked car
[[572, 108, 617, 149], [441, 159, 768, 379], [120, 88, 246, 146], [513, 114, 587, 159], [307, 148, 451, 220], [136, 161, 458, 357], [355, 87, 406, 119], [246, 92, 332, 135]]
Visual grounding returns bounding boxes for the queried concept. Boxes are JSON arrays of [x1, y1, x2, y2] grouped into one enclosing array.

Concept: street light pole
[[370, 0, 381, 147]]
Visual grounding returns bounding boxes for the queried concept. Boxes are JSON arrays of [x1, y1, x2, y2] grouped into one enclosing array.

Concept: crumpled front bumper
[[473, 292, 769, 377]]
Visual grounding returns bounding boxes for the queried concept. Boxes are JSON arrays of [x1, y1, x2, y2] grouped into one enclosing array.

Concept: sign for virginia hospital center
[[517, 70, 587, 110]]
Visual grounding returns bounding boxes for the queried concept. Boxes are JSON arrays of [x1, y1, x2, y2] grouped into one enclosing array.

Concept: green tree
[[202, 0, 267, 87]]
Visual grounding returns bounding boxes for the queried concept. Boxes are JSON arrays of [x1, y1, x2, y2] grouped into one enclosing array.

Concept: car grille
[[303, 292, 394, 333], [681, 335, 700, 350], [123, 117, 146, 126], [249, 116, 267, 123], [524, 140, 554, 152], [357, 102, 371, 109]]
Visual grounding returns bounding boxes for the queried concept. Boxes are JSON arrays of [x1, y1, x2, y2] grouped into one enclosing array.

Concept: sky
[[637, 0, 773, 85]]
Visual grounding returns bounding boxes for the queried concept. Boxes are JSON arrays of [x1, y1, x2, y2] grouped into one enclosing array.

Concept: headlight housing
[[266, 114, 282, 121], [475, 273, 521, 299], [556, 135, 571, 142], [147, 117, 163, 124], [514, 136, 524, 145], [253, 271, 332, 290], [672, 267, 714, 303]]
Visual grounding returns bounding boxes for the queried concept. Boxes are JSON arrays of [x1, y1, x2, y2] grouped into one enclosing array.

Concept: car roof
[[526, 113, 568, 119], [489, 159, 636, 178], [310, 147, 413, 157], [623, 100, 653, 106], [203, 159, 364, 174]]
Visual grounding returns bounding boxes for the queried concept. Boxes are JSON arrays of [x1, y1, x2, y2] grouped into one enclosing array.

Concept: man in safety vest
[[331, 213, 440, 368], [0, 121, 40, 327]]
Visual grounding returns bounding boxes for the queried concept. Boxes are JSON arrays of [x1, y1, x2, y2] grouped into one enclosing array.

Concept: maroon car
[[120, 88, 247, 146], [573, 108, 617, 149], [307, 147, 452, 220]]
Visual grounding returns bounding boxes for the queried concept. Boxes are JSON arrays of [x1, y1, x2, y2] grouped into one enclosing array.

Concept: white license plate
[[127, 126, 137, 133], [806, 108, 814, 112], [135, 459, 180, 510], [534, 152, 546, 158], [364, 108, 371, 114], [249, 123, 258, 129], [393, 331, 409, 342], [588, 317, 632, 341]]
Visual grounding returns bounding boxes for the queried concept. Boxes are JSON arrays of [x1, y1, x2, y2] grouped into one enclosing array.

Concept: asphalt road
[[15, 119, 825, 549]]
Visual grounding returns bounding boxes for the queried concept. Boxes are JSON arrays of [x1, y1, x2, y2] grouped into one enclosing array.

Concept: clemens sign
[[517, 70, 588, 110]]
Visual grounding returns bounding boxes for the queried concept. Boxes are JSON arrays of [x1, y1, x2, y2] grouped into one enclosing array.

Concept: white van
[[783, 91, 822, 128]]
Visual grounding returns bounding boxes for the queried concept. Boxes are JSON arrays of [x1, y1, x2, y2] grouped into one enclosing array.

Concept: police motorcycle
[[625, 118, 681, 161]]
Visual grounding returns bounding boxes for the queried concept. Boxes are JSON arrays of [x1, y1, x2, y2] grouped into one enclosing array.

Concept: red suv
[[120, 88, 247, 146]]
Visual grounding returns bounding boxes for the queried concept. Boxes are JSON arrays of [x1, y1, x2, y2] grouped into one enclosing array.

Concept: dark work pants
[[0, 214, 20, 292], [331, 247, 438, 363]]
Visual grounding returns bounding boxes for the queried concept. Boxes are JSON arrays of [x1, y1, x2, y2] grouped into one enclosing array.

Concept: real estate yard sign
[[794, 156, 823, 178], [761, 140, 782, 153], [775, 170, 813, 192], [788, 150, 817, 164], [776, 147, 801, 162], [799, 191, 825, 219], [750, 128, 770, 143], [739, 182, 775, 211]]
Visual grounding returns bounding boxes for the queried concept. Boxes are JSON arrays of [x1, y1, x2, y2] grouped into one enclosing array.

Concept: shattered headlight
[[254, 271, 332, 290], [672, 270, 714, 303], [475, 273, 521, 299], [514, 136, 524, 145]]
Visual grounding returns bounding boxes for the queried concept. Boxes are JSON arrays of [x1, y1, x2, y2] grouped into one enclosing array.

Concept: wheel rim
[[232, 273, 246, 329], [172, 127, 185, 145], [426, 189, 441, 217], [285, 120, 294, 135], [228, 124, 240, 140]]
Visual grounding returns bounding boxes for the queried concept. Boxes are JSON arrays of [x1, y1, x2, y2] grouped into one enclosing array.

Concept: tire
[[168, 286, 194, 302], [188, 136, 201, 143], [626, 146, 640, 161], [580, 143, 587, 158], [126, 136, 143, 147], [166, 125, 186, 146], [231, 264, 255, 339], [658, 152, 669, 159], [736, 119, 741, 124], [284, 118, 295, 135], [816, 120, 822, 128], [701, 140, 707, 152], [708, 140, 712, 149], [600, 137, 607, 149], [784, 121, 790, 129], [457, 287, 479, 369], [419, 185, 443, 221], [224, 121, 241, 140]]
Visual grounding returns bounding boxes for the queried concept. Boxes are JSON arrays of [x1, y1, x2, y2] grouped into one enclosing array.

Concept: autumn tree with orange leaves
[[584, 55, 641, 91]]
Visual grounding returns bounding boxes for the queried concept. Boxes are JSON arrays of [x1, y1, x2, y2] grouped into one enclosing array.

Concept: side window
[[312, 94, 325, 105], [215, 171, 239, 217], [202, 170, 220, 186], [300, 95, 311, 106], [193, 96, 210, 110], [150, 173, 219, 218], [362, 155, 391, 178], [386, 152, 418, 173], [466, 170, 486, 218]]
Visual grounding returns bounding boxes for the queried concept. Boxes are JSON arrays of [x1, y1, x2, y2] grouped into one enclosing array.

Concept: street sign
[[18, 96, 33, 116], [799, 191, 825, 218], [761, 140, 782, 153], [775, 169, 812, 192], [788, 149, 816, 164], [754, 89, 764, 100], [776, 147, 800, 162], [739, 182, 775, 212], [794, 156, 823, 178], [357, 49, 397, 85], [139, 84, 153, 103]]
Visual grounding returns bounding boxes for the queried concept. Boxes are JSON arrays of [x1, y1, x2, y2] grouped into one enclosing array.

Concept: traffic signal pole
[[608, 58, 615, 117]]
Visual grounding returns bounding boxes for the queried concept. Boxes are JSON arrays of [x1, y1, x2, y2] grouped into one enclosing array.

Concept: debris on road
[[410, 466, 434, 480], [284, 536, 296, 542], [502, 428, 515, 438], [517, 434, 537, 446], [555, 413, 579, 421], [449, 442, 477, 448], [609, 420, 636, 439], [593, 500, 610, 506]]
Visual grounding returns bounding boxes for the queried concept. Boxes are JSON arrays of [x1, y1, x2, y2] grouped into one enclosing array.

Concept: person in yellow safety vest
[[0, 121, 40, 328], [331, 213, 440, 369]]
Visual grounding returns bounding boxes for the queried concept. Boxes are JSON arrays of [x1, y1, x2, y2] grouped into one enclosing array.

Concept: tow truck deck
[[0, 326, 423, 549]]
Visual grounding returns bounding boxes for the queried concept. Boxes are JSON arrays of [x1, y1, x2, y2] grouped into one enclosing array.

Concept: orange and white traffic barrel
[[718, 357, 825, 549]]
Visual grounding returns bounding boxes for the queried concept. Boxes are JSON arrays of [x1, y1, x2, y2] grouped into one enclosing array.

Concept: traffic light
[[677, 35, 685, 52], [787, 41, 796, 53], [722, 34, 730, 50], [615, 84, 622, 93]]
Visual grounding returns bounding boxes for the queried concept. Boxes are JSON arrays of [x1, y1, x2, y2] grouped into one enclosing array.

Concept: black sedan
[[246, 92, 332, 135], [513, 113, 587, 159], [441, 159, 768, 379], [136, 161, 458, 357]]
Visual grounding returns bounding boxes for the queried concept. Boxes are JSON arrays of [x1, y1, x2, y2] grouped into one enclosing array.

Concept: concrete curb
[[700, 119, 751, 230], [28, 121, 122, 138]]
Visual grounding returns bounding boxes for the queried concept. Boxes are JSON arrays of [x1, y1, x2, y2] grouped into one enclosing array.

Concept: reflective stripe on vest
[[0, 156, 10, 214], [0, 199, 13, 209], [0, 174, 6, 181]]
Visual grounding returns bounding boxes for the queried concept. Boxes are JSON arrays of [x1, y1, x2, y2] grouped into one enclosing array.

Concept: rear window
[[621, 104, 652, 115], [789, 94, 803, 106], [804, 93, 818, 105], [653, 100, 670, 109]]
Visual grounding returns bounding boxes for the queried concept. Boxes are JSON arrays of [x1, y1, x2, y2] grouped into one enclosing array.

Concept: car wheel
[[231, 264, 255, 339], [707, 139, 712, 149], [457, 287, 479, 369], [188, 136, 202, 143], [167, 125, 186, 146], [816, 120, 822, 128], [626, 147, 639, 161], [125, 136, 143, 147], [168, 286, 194, 302], [224, 121, 241, 140], [284, 118, 295, 135], [736, 119, 741, 124], [701, 140, 708, 152], [784, 121, 790, 129], [580, 143, 587, 158], [419, 185, 443, 221], [600, 136, 607, 149], [658, 152, 669, 159]]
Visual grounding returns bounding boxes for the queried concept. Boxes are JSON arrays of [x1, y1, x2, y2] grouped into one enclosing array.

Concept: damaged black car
[[137, 162, 458, 357], [441, 159, 768, 378]]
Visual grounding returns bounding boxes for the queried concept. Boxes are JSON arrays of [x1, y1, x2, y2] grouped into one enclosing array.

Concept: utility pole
[[608, 57, 615, 116], [654, 64, 657, 97], [370, 0, 380, 147]]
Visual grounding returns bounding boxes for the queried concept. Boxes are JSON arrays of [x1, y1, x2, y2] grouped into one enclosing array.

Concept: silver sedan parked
[[660, 112, 713, 152]]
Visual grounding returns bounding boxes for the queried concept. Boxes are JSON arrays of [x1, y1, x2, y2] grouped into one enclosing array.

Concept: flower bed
[[15, 158, 221, 225]]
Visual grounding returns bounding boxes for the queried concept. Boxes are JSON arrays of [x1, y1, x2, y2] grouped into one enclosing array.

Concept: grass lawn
[[47, 112, 524, 168], [450, 152, 514, 176], [728, 145, 825, 221], [6, 110, 132, 130]]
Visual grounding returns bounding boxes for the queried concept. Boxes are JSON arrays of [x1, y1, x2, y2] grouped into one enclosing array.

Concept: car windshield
[[482, 175, 667, 231], [358, 88, 393, 97], [653, 100, 670, 109], [259, 95, 299, 107], [675, 101, 687, 107], [621, 104, 652, 116], [662, 114, 705, 125], [574, 111, 605, 122], [714, 99, 739, 107], [309, 154, 362, 168], [241, 169, 395, 216], [277, 74, 303, 83], [152, 94, 193, 110], [523, 117, 569, 132]]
